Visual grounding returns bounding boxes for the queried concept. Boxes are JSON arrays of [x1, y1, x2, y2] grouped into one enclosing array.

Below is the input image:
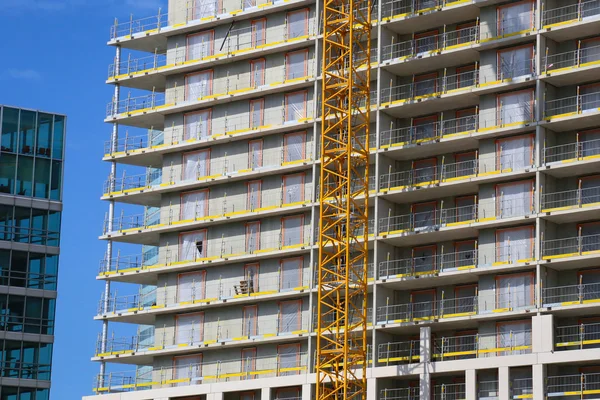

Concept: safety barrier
[[380, 0, 444, 21], [96, 314, 310, 358], [511, 378, 533, 399], [543, 42, 600, 74], [103, 152, 314, 197], [433, 383, 466, 400], [542, 0, 600, 28], [99, 273, 310, 316], [376, 288, 535, 324], [377, 249, 478, 279], [541, 233, 600, 260], [544, 137, 600, 164], [106, 56, 317, 118], [98, 229, 312, 276], [379, 387, 420, 400], [380, 25, 479, 63], [543, 282, 600, 307], [478, 380, 499, 399], [546, 371, 600, 398], [378, 151, 534, 193], [545, 88, 600, 119], [556, 321, 600, 350], [378, 197, 535, 235], [432, 330, 532, 361], [541, 185, 600, 212], [93, 351, 308, 393], [377, 340, 421, 365]]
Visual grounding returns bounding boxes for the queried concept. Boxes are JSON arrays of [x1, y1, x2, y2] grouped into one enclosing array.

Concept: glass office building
[[0, 105, 64, 400]]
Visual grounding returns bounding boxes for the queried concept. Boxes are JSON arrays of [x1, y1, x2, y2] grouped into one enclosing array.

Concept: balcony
[[95, 314, 310, 362], [432, 329, 532, 361], [103, 153, 314, 206], [478, 381, 499, 400], [543, 87, 600, 131], [546, 371, 600, 398], [108, 24, 318, 90], [376, 289, 534, 326], [542, 42, 600, 86], [543, 282, 600, 308], [98, 229, 312, 283], [543, 136, 600, 172], [93, 351, 308, 393], [541, 184, 600, 216], [379, 388, 420, 400], [377, 249, 478, 280], [541, 233, 600, 263], [432, 383, 466, 400], [102, 188, 314, 245], [542, 0, 600, 41], [99, 273, 310, 322], [555, 320, 600, 350], [377, 339, 421, 365], [105, 61, 316, 129]]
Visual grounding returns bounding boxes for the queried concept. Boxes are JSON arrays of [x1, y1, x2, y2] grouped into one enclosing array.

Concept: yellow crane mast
[[316, 0, 371, 397]]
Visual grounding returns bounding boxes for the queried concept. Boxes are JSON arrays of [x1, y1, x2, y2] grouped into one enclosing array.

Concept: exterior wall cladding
[[0, 105, 65, 400], [89, 0, 600, 399]]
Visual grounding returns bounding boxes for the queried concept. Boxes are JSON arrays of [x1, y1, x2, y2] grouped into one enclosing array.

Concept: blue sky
[[0, 0, 166, 398]]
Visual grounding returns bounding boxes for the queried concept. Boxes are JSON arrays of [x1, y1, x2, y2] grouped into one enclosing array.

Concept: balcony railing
[[433, 383, 466, 400], [377, 249, 478, 279], [378, 102, 534, 149], [545, 88, 600, 119], [543, 282, 600, 307], [380, 25, 479, 62], [377, 289, 535, 324], [94, 351, 308, 393], [432, 330, 532, 361], [379, 197, 536, 235], [544, 43, 600, 74], [379, 152, 534, 192], [97, 314, 310, 357], [546, 371, 600, 398], [103, 168, 161, 195], [512, 378, 533, 399], [103, 187, 314, 235], [104, 129, 164, 155], [478, 381, 499, 400], [541, 233, 600, 260], [380, 0, 445, 21], [542, 0, 600, 28], [379, 388, 420, 400], [544, 137, 600, 164], [377, 340, 421, 365], [107, 56, 316, 117], [99, 230, 311, 275], [541, 185, 600, 212], [556, 321, 600, 349], [99, 273, 310, 316]]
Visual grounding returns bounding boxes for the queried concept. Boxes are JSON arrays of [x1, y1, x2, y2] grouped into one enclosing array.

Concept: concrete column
[[499, 366, 510, 400], [420, 373, 431, 400], [262, 387, 271, 400], [420, 326, 431, 363], [466, 369, 477, 400], [367, 377, 378, 400], [302, 384, 312, 400], [532, 314, 554, 353], [207, 393, 224, 400], [533, 364, 546, 400]]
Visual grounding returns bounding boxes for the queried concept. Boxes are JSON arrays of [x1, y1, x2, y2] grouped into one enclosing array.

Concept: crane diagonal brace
[[316, 0, 371, 399]]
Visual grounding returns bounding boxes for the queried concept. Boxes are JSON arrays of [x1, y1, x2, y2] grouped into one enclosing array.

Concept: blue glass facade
[[0, 106, 64, 399]]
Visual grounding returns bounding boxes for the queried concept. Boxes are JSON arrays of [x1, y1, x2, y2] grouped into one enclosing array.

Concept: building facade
[[89, 0, 600, 399], [0, 105, 65, 399]]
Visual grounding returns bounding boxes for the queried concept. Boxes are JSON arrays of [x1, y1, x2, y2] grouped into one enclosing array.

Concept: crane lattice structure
[[316, 0, 372, 398]]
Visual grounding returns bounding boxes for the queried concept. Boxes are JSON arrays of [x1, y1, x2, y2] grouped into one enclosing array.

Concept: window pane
[[15, 156, 33, 197], [14, 207, 31, 244], [47, 211, 60, 246], [10, 251, 27, 289], [19, 111, 36, 156], [50, 160, 62, 200], [52, 115, 64, 160], [36, 114, 52, 158], [1, 107, 19, 153], [0, 153, 16, 194], [0, 250, 9, 287], [33, 158, 50, 199]]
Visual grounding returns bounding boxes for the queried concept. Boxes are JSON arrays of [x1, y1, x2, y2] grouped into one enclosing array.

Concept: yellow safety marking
[[165, 378, 190, 384], [127, 307, 143, 312], [282, 243, 306, 250], [583, 154, 600, 161], [228, 87, 252, 95], [545, 111, 578, 121], [147, 346, 164, 351], [446, 220, 474, 227], [443, 130, 472, 139], [557, 339, 600, 347], [542, 253, 577, 260], [282, 158, 309, 166], [457, 265, 476, 270], [582, 250, 600, 256], [517, 258, 534, 263], [443, 175, 474, 182], [542, 19, 579, 29], [493, 308, 511, 313], [492, 261, 509, 266], [561, 301, 582, 306], [377, 355, 420, 363], [441, 311, 476, 318], [193, 298, 217, 304], [413, 316, 436, 322], [293, 285, 309, 291], [233, 336, 249, 341], [477, 217, 496, 222], [583, 299, 600, 304], [541, 205, 575, 213]]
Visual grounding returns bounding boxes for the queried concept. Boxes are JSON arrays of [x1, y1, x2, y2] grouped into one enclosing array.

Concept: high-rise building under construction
[[89, 0, 600, 399]]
